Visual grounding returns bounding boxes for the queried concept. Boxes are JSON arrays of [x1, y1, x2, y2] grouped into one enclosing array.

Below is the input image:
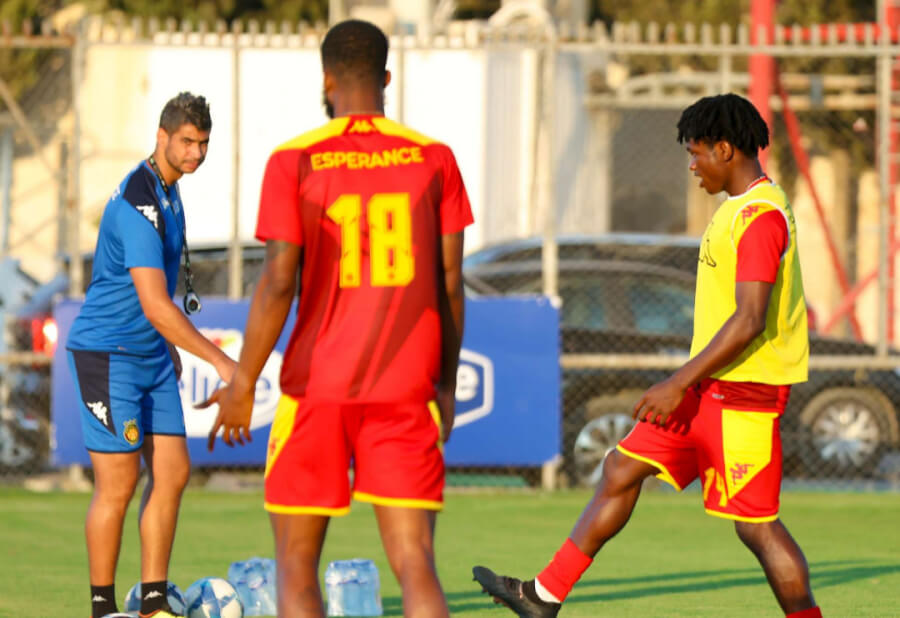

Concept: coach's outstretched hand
[[196, 375, 254, 451]]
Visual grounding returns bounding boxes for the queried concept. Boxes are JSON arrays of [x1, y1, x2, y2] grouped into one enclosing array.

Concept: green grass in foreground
[[1, 488, 899, 617]]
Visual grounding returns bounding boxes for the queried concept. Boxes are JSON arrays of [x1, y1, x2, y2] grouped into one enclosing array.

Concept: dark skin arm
[[197, 240, 301, 450], [436, 231, 466, 443], [632, 280, 773, 425]]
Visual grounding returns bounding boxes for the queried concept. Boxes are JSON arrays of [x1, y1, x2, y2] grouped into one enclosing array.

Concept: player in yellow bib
[[472, 94, 821, 618]]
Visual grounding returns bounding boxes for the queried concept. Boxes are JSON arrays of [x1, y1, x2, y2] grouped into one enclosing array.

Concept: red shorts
[[264, 395, 445, 515], [618, 379, 790, 522]]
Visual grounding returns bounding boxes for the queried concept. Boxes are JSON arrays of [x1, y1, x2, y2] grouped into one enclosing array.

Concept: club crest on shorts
[[123, 418, 140, 445]]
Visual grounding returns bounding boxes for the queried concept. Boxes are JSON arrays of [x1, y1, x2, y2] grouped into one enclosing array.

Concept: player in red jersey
[[200, 19, 472, 618], [472, 94, 820, 618]]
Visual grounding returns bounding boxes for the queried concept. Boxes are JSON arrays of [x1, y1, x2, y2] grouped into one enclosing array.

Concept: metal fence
[[3, 16, 900, 489], [0, 21, 74, 484]]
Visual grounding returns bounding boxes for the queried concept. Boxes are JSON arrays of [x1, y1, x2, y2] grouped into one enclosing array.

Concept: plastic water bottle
[[325, 558, 382, 616], [228, 557, 278, 616]]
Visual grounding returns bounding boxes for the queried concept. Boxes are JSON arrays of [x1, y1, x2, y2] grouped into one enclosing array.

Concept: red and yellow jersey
[[256, 115, 473, 402], [690, 179, 809, 384]]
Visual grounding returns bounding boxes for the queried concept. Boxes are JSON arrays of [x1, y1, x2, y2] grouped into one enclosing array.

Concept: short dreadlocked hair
[[321, 19, 388, 85], [159, 92, 211, 133], [676, 93, 769, 157]]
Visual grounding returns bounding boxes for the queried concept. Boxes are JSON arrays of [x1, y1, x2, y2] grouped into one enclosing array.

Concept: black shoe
[[472, 566, 561, 617]]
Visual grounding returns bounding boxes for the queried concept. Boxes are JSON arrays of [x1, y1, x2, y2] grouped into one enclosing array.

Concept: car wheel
[[572, 390, 642, 487], [798, 387, 899, 477]]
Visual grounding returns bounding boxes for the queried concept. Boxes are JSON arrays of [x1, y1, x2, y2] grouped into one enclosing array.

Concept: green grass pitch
[[1, 487, 898, 617]]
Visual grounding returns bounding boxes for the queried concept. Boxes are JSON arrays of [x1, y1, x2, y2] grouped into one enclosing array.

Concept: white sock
[[534, 577, 562, 604]]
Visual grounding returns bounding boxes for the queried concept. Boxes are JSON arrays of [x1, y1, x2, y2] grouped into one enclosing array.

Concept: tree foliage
[[101, 0, 328, 23], [0, 0, 65, 105]]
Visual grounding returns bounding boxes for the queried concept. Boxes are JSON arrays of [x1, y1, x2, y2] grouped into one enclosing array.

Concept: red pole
[[749, 0, 776, 169], [886, 2, 900, 342], [820, 234, 900, 334]]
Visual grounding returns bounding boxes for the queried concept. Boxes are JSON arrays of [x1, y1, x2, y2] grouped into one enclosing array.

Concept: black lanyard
[[147, 155, 202, 314]]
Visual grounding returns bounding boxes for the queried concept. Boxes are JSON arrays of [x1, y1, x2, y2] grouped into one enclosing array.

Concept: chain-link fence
[[3, 17, 900, 489], [0, 354, 51, 479], [468, 21, 900, 488], [0, 21, 73, 480]]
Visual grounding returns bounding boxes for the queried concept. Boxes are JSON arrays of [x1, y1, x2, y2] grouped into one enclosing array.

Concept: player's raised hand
[[632, 377, 685, 427], [196, 380, 254, 451]]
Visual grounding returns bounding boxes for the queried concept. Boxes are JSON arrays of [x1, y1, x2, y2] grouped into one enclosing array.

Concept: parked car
[[464, 235, 900, 485]]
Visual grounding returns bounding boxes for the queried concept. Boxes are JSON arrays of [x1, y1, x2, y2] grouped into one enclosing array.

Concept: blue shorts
[[67, 348, 184, 453]]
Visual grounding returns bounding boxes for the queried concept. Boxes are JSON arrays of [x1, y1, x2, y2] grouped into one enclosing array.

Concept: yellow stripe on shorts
[[264, 395, 299, 479], [428, 400, 444, 454]]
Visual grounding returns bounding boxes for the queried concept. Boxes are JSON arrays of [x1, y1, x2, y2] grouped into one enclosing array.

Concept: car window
[[626, 277, 694, 336], [559, 280, 608, 330], [479, 273, 608, 330], [475, 268, 694, 335]]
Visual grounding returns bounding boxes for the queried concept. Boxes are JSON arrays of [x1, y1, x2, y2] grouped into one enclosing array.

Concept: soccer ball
[[184, 577, 244, 618], [123, 581, 187, 614]]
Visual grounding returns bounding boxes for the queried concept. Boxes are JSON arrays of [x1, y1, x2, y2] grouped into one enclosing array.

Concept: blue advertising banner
[[52, 297, 560, 467]]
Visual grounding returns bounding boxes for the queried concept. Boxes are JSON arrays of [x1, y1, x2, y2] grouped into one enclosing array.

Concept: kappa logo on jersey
[[86, 400, 115, 434], [136, 204, 159, 229], [348, 119, 376, 134], [699, 235, 717, 267], [741, 205, 761, 224]]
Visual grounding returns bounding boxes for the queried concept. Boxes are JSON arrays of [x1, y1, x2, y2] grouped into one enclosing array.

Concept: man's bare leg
[[269, 512, 330, 618], [87, 450, 141, 585], [569, 450, 659, 554], [735, 519, 817, 614], [138, 434, 190, 582], [374, 505, 449, 618]]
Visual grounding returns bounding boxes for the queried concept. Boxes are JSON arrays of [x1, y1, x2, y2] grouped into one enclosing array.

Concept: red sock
[[534, 538, 593, 602], [786, 608, 822, 618]]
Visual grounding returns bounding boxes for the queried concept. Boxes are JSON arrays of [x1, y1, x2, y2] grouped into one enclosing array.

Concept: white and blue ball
[[123, 581, 186, 614], [185, 577, 244, 618]]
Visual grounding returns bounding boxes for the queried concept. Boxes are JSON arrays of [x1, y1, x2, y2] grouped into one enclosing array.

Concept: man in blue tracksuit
[[66, 92, 236, 618]]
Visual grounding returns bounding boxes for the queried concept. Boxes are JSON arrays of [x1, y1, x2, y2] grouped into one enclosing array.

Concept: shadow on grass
[[432, 559, 900, 614], [565, 559, 900, 606]]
